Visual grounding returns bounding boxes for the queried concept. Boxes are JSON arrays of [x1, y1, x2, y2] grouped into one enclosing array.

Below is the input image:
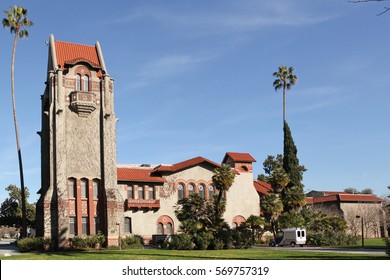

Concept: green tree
[[261, 193, 283, 238], [2, 5, 33, 238], [245, 215, 265, 243], [282, 121, 306, 211], [212, 163, 235, 219], [273, 65, 297, 123], [258, 155, 290, 194], [0, 185, 35, 227]]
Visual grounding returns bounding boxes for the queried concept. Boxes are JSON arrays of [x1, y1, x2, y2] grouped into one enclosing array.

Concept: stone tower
[[36, 34, 121, 247]]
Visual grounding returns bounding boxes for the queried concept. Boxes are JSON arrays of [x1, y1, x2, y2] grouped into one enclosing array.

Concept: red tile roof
[[153, 156, 220, 173], [54, 40, 101, 70], [254, 180, 272, 196], [117, 168, 165, 183], [307, 193, 383, 204], [223, 152, 256, 163]]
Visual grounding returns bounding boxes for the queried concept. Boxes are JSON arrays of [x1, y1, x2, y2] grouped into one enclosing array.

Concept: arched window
[[157, 216, 174, 235], [93, 179, 99, 199], [198, 184, 205, 199], [157, 223, 163, 234], [187, 183, 195, 196], [166, 223, 173, 235], [76, 74, 81, 91], [68, 178, 76, 199], [177, 184, 184, 200], [124, 217, 132, 233], [208, 185, 215, 199], [83, 75, 89, 91], [81, 179, 88, 198]]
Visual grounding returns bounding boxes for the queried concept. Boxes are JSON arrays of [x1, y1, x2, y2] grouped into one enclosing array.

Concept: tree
[[212, 163, 235, 219], [2, 5, 33, 238], [282, 121, 306, 211], [261, 193, 283, 238], [349, 0, 390, 15], [273, 65, 297, 123], [0, 185, 35, 227], [245, 215, 265, 243]]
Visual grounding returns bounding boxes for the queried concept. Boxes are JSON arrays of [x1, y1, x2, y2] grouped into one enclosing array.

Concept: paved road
[[0, 239, 20, 256], [253, 245, 386, 255]]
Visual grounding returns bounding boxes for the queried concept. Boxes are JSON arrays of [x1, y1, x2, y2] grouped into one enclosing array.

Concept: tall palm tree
[[212, 163, 235, 219], [272, 65, 297, 123], [2, 5, 33, 238]]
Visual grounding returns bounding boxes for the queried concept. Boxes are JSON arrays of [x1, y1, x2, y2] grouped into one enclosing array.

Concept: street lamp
[[116, 222, 121, 250], [356, 215, 364, 249]]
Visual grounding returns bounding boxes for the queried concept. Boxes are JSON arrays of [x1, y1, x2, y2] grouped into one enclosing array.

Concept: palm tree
[[212, 163, 235, 219], [272, 65, 297, 123], [2, 5, 33, 238]]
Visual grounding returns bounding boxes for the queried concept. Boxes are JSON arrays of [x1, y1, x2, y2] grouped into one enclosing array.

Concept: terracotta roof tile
[[153, 156, 220, 173], [117, 168, 165, 183], [54, 40, 101, 70], [307, 193, 383, 203], [254, 180, 272, 196], [223, 152, 256, 163]]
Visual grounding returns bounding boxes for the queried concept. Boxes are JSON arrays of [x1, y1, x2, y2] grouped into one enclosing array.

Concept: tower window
[[76, 74, 81, 91], [83, 75, 89, 91]]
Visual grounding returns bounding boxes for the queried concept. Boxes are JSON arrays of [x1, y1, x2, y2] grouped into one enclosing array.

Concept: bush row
[[165, 227, 253, 250]]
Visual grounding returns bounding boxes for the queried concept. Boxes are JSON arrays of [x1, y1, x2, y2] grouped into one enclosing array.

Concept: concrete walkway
[[0, 239, 20, 256], [253, 245, 386, 255]]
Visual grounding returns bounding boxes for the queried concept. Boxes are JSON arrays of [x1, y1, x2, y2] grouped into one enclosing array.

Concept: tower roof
[[54, 40, 101, 69]]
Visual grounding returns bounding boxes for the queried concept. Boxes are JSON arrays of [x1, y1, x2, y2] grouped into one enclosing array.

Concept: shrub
[[86, 232, 106, 248], [383, 237, 390, 256], [232, 228, 253, 249], [121, 235, 144, 249], [69, 235, 88, 249], [208, 237, 224, 250], [17, 237, 44, 252], [167, 234, 194, 250], [193, 232, 213, 250]]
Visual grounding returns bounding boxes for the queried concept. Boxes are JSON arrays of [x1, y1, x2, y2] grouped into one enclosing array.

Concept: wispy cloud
[[107, 1, 339, 36], [125, 52, 216, 90]]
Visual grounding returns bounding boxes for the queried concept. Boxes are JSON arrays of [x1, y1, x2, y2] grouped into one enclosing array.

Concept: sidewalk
[[0, 239, 20, 256]]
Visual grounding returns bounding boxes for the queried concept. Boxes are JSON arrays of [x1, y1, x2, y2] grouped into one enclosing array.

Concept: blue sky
[[0, 0, 389, 204]]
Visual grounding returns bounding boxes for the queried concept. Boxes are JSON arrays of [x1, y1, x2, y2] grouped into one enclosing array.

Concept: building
[[306, 190, 387, 238], [36, 36, 262, 246]]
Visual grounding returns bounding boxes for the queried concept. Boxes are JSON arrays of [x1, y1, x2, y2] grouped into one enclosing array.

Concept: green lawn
[[1, 247, 388, 260], [340, 238, 387, 249]]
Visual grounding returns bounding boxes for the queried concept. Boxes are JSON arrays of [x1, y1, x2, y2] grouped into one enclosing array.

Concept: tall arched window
[[68, 178, 76, 199], [166, 223, 173, 235], [76, 74, 81, 91], [83, 75, 89, 91], [93, 179, 99, 199], [208, 185, 215, 199], [157, 223, 163, 234], [198, 184, 205, 199], [177, 184, 184, 200], [187, 183, 195, 196], [81, 179, 88, 198]]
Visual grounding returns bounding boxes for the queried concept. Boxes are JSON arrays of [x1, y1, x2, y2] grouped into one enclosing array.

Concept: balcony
[[126, 198, 160, 210], [69, 91, 98, 117]]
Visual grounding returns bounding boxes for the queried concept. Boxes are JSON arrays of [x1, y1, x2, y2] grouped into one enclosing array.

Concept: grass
[[337, 238, 387, 249], [1, 247, 388, 260]]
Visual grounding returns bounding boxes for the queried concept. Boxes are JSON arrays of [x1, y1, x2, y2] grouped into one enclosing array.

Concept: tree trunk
[[283, 84, 286, 123], [11, 30, 27, 238]]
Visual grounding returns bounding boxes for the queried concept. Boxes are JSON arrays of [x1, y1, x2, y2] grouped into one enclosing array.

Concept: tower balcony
[[126, 198, 161, 210], [69, 91, 99, 117]]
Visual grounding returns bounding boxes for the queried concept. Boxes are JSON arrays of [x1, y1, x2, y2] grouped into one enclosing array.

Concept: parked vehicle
[[269, 228, 306, 247]]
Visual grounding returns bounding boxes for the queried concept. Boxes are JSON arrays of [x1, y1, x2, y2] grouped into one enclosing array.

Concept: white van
[[269, 228, 306, 247]]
